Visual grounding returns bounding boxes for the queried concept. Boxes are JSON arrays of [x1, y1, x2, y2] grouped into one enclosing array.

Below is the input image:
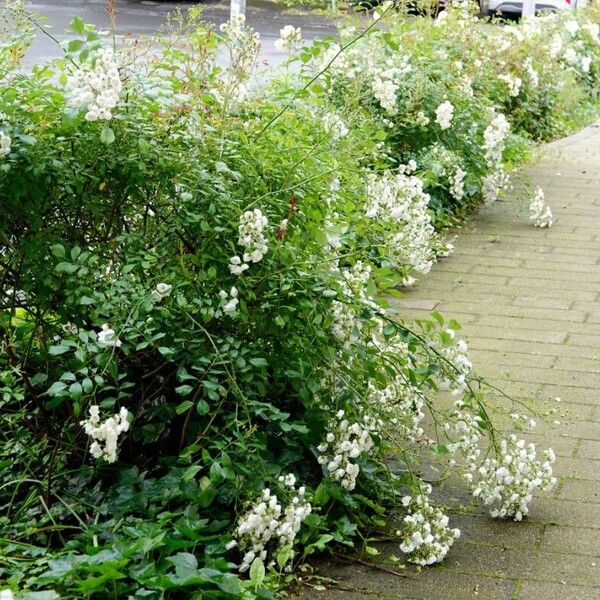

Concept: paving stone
[[293, 565, 515, 599], [559, 478, 600, 503], [540, 525, 600, 557], [578, 440, 600, 461], [517, 580, 600, 600]]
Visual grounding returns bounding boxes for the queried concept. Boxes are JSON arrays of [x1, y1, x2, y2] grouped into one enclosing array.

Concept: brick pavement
[[297, 125, 600, 599]]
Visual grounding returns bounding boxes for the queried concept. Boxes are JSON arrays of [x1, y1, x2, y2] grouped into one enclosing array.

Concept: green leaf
[[51, 244, 65, 258], [167, 552, 198, 579], [175, 400, 194, 415], [67, 39, 85, 53], [276, 545, 293, 569], [249, 557, 265, 589], [249, 357, 268, 367], [196, 400, 210, 416], [175, 384, 193, 397], [49, 345, 70, 356], [69, 382, 83, 398], [17, 592, 61, 600], [182, 465, 202, 482], [70, 16, 86, 34], [55, 262, 78, 274], [100, 126, 115, 145], [46, 381, 67, 396], [82, 377, 94, 393], [431, 311, 445, 326]]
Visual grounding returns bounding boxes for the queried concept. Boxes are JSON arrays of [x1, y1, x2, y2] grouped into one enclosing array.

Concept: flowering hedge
[[0, 3, 598, 598]]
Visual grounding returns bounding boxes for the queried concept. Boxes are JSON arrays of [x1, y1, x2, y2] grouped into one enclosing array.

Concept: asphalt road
[[24, 0, 338, 67]]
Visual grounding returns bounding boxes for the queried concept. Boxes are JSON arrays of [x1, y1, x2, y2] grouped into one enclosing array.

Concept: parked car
[[483, 0, 582, 16]]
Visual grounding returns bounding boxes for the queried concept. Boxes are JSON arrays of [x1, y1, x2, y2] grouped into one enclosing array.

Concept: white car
[[483, 0, 582, 16]]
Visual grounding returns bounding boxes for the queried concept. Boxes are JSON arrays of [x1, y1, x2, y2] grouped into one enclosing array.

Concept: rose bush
[[1, 3, 598, 598]]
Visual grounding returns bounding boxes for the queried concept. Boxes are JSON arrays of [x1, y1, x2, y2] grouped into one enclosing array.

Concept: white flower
[[529, 186, 553, 228], [0, 591, 14, 600], [231, 477, 311, 572], [370, 57, 411, 115], [97, 323, 122, 348], [67, 47, 121, 121], [322, 112, 349, 139], [220, 286, 239, 315], [498, 73, 522, 97], [399, 486, 460, 565], [230, 209, 269, 275], [564, 20, 579, 35], [483, 112, 510, 165], [450, 168, 466, 201], [318, 413, 378, 490], [365, 171, 435, 274], [563, 47, 578, 65], [472, 435, 556, 520], [0, 131, 10, 158], [415, 111, 430, 126], [549, 33, 563, 58], [229, 255, 249, 276], [274, 25, 302, 52], [152, 282, 173, 302], [80, 405, 130, 463], [435, 101, 454, 130], [581, 55, 592, 73], [582, 23, 600, 44]]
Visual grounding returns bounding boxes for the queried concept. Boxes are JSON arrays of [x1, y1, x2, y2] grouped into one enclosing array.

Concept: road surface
[[24, 0, 338, 67]]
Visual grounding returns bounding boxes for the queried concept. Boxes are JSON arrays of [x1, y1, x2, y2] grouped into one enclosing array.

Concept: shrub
[[0, 4, 598, 598]]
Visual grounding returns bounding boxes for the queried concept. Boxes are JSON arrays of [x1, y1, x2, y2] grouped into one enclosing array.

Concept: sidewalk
[[300, 123, 600, 599]]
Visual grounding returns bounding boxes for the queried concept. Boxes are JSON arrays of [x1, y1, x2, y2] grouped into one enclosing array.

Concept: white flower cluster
[[67, 47, 122, 121], [529, 186, 553, 228], [366, 169, 435, 274], [498, 73, 522, 97], [229, 208, 269, 275], [317, 411, 378, 490], [446, 392, 557, 521], [398, 485, 460, 565], [331, 261, 379, 347], [483, 112, 510, 165], [549, 32, 563, 59], [152, 282, 172, 302], [0, 131, 10, 158], [0, 590, 14, 600], [482, 170, 510, 205], [481, 112, 511, 203], [275, 25, 303, 52], [219, 286, 239, 315], [217, 15, 260, 105], [322, 112, 349, 139], [370, 57, 411, 115], [582, 23, 600, 45], [439, 330, 472, 397], [449, 167, 466, 201], [369, 374, 425, 442], [220, 14, 246, 38], [80, 405, 130, 463], [472, 436, 556, 521], [523, 58, 539, 89], [232, 474, 311, 572], [435, 101, 454, 130], [97, 323, 122, 348]]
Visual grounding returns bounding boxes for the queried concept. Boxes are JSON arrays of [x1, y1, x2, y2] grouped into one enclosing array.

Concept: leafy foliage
[[0, 4, 598, 598]]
